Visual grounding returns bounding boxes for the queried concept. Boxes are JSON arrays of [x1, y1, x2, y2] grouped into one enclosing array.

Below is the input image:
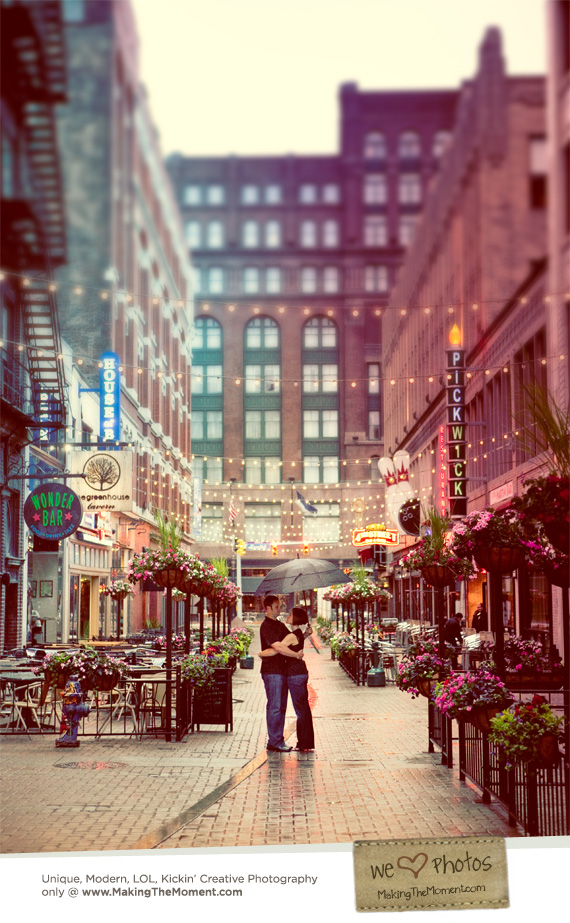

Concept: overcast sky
[[133, 0, 546, 157]]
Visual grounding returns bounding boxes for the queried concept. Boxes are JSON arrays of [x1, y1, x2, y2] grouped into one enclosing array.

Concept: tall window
[[245, 364, 280, 393], [299, 184, 317, 203], [265, 220, 281, 247], [399, 215, 418, 246], [364, 265, 388, 292], [529, 136, 547, 209], [300, 220, 317, 247], [368, 363, 381, 394], [303, 502, 340, 539], [193, 458, 223, 484], [323, 219, 339, 247], [193, 316, 222, 350], [185, 220, 201, 247], [244, 457, 281, 485], [303, 363, 338, 392], [245, 316, 279, 349], [206, 184, 225, 204], [303, 458, 340, 485], [364, 132, 386, 160], [364, 174, 387, 204], [241, 184, 259, 204], [265, 267, 282, 294], [301, 267, 317, 293], [245, 410, 280, 440], [399, 131, 421, 158], [243, 267, 260, 294], [206, 220, 224, 247], [183, 184, 201, 205], [265, 184, 282, 204], [323, 183, 340, 203], [192, 364, 222, 394], [242, 220, 259, 247], [323, 266, 339, 293], [303, 316, 337, 348], [433, 130, 451, 159], [398, 174, 422, 204], [364, 215, 388, 246], [368, 410, 381, 440], [303, 410, 338, 439], [207, 267, 224, 294], [244, 503, 281, 542]]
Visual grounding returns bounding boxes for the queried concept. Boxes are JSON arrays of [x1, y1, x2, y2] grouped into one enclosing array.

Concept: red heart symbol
[[397, 853, 428, 878]]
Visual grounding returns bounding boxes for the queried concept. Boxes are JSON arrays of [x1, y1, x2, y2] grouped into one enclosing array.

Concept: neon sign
[[99, 351, 121, 443], [352, 524, 400, 547], [446, 339, 468, 518]]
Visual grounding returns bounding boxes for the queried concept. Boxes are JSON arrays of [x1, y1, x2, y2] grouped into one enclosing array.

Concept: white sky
[[133, 0, 546, 156]]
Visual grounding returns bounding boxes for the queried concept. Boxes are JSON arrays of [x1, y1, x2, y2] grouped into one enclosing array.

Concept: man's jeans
[[287, 674, 314, 749], [262, 673, 288, 747]]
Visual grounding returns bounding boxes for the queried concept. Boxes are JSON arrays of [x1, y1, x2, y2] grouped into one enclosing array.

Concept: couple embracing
[[259, 594, 315, 753]]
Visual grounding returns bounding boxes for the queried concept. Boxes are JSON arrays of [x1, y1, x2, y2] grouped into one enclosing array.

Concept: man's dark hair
[[290, 606, 309, 625], [264, 594, 280, 609]]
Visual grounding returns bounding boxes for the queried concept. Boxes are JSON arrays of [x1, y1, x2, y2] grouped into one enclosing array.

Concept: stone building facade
[[166, 85, 459, 595]]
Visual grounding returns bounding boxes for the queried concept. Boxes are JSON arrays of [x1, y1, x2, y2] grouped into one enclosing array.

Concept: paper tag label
[[354, 836, 509, 912]]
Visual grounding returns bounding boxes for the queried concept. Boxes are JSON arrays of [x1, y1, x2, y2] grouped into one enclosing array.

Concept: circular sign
[[24, 483, 83, 540], [398, 498, 421, 536]]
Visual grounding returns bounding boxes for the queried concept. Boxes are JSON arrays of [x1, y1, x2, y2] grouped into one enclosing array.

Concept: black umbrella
[[255, 558, 351, 596]]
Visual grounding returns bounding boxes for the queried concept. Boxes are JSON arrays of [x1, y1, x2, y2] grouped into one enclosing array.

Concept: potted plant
[[36, 649, 130, 697], [495, 636, 565, 690], [400, 508, 478, 586], [520, 531, 570, 590], [433, 666, 514, 733], [395, 637, 451, 699], [99, 580, 135, 601], [329, 631, 359, 659], [489, 695, 564, 769], [449, 507, 527, 573], [228, 627, 255, 668]]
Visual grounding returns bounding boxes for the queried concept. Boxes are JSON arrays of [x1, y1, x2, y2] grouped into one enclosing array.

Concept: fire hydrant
[[55, 675, 90, 748]]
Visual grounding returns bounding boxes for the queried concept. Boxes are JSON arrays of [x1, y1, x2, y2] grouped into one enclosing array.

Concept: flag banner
[[229, 498, 237, 524], [296, 490, 318, 515]]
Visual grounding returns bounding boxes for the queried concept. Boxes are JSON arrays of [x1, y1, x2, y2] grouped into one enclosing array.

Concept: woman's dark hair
[[290, 606, 309, 626]]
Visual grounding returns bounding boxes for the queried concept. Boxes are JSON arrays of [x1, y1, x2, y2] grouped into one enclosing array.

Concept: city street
[[0, 627, 517, 854]]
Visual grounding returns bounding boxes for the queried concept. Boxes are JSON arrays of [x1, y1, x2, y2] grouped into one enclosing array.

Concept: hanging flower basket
[[534, 733, 560, 767], [504, 669, 564, 692], [543, 521, 569, 556], [152, 567, 188, 590], [433, 666, 514, 724], [100, 580, 135, 601], [488, 696, 564, 769], [416, 678, 437, 698], [469, 705, 504, 734], [420, 565, 456, 588], [473, 545, 525, 574]]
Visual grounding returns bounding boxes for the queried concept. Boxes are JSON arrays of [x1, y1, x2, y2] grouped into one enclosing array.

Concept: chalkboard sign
[[192, 668, 233, 733]]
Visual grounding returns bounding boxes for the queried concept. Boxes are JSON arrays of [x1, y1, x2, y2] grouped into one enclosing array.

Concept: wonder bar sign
[[24, 484, 82, 540], [352, 524, 400, 547], [99, 351, 121, 443], [446, 333, 468, 518]]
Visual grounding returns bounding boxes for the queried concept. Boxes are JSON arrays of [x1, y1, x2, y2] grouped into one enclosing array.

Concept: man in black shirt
[[259, 594, 304, 752], [444, 614, 463, 667]]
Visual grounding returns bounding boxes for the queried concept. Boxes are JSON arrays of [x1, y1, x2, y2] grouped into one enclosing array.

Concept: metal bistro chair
[[94, 682, 140, 736]]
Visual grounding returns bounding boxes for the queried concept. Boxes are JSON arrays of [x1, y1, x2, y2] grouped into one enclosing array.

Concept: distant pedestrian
[[259, 595, 304, 753], [472, 603, 487, 633], [444, 614, 463, 667]]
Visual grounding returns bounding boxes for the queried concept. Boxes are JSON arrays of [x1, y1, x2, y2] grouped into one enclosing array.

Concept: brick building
[[1, 0, 68, 650], [166, 84, 459, 596], [383, 27, 568, 658], [53, 0, 193, 636]]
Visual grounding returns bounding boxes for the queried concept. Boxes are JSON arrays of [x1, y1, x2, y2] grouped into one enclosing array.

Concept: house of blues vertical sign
[[446, 332, 468, 519], [99, 351, 121, 443]]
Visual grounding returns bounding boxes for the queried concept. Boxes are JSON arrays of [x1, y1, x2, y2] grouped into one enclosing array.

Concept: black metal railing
[[338, 648, 372, 686]]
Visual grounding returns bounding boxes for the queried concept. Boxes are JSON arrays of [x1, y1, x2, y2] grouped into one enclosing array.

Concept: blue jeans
[[287, 674, 314, 749], [262, 673, 288, 747]]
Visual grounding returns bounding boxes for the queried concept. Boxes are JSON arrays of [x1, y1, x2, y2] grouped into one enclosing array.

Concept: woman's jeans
[[287, 674, 314, 749], [262, 673, 288, 747]]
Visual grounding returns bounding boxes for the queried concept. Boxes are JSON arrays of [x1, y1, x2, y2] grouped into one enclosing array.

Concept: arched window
[[242, 220, 259, 247], [303, 316, 337, 349], [245, 316, 280, 350], [399, 131, 421, 159], [363, 132, 386, 160], [193, 316, 222, 351]]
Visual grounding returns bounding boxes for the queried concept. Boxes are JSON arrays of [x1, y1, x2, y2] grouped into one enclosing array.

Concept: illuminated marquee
[[352, 523, 400, 547], [99, 351, 121, 443], [446, 335, 468, 518]]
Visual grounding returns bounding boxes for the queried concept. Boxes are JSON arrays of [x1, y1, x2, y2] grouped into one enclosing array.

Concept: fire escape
[[1, 0, 67, 434]]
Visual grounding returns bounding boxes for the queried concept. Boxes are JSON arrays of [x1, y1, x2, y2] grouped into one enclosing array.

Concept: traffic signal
[[302, 541, 310, 556], [235, 538, 246, 555], [271, 541, 278, 557]]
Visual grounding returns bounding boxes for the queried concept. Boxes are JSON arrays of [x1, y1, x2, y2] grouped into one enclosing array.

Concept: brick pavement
[[0, 627, 518, 854]]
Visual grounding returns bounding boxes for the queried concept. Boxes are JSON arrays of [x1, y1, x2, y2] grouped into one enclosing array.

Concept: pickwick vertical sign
[[446, 325, 468, 519]]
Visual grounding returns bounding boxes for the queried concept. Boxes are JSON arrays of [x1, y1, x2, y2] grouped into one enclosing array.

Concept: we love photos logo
[[353, 837, 509, 911]]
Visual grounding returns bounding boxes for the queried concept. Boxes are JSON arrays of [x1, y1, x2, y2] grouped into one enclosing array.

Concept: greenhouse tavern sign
[[24, 483, 83, 540]]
